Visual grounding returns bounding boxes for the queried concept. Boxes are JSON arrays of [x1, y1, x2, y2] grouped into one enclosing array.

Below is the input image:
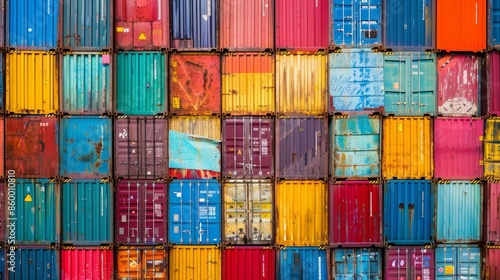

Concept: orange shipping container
[[116, 246, 167, 279]]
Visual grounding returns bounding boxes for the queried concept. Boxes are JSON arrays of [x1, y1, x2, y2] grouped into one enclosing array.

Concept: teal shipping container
[[278, 247, 327, 280], [435, 245, 481, 279], [8, 248, 59, 280], [332, 248, 382, 279]]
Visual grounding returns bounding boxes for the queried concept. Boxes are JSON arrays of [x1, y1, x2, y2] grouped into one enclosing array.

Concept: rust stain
[[94, 141, 103, 168]]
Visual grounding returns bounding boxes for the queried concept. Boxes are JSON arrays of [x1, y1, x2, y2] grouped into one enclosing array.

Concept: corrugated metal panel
[[276, 117, 328, 179], [7, 0, 59, 48], [331, 0, 382, 48], [332, 248, 382, 279], [220, 0, 273, 51], [60, 116, 112, 179], [6, 51, 58, 114], [436, 245, 481, 279], [385, 247, 435, 280], [331, 114, 380, 179], [169, 53, 221, 115], [8, 248, 59, 280], [0, 249, 4, 279], [278, 247, 327, 279], [5, 115, 59, 178], [276, 180, 328, 246], [329, 49, 384, 113], [276, 53, 327, 115], [222, 117, 274, 178], [0, 54, 4, 110], [62, 52, 112, 114], [275, 0, 329, 50], [115, 180, 166, 245], [485, 118, 500, 179], [62, 0, 110, 50], [384, 52, 437, 115], [114, 117, 167, 179], [329, 181, 382, 247], [116, 52, 166, 115], [382, 117, 433, 179], [436, 181, 482, 243], [169, 116, 221, 140], [169, 246, 221, 279], [484, 52, 500, 115], [486, 183, 500, 244], [14, 179, 59, 245], [0, 120, 2, 177], [171, 0, 217, 50], [223, 180, 273, 244], [0, 183, 4, 242], [0, 1, 4, 48], [384, 180, 434, 245], [116, 246, 167, 279], [61, 248, 114, 279], [434, 117, 483, 180], [489, 0, 500, 49], [486, 248, 500, 280], [62, 180, 112, 245], [222, 246, 275, 280]]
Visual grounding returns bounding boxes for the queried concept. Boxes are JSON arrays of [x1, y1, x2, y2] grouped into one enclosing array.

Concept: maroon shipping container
[[276, 117, 328, 179], [114, 117, 167, 179], [433, 117, 483, 180], [5, 115, 59, 177], [486, 247, 500, 280], [115, 180, 167, 245], [222, 246, 276, 280], [329, 181, 383, 247], [438, 54, 480, 116], [385, 246, 435, 280], [0, 182, 5, 242], [483, 52, 500, 116], [61, 247, 114, 280], [169, 53, 221, 115], [222, 117, 274, 178], [486, 183, 500, 244]]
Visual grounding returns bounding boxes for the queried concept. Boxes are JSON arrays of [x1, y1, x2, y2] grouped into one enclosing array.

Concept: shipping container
[[0, 183, 5, 242], [0, 54, 4, 110], [278, 247, 327, 279], [382, 117, 433, 179], [223, 247, 275, 280], [331, 0, 382, 48], [329, 181, 383, 247], [6, 51, 58, 114], [483, 52, 500, 116], [114, 0, 169, 50], [275, 0, 328, 50], [171, 0, 217, 50], [486, 183, 500, 244], [115, 180, 166, 245], [276, 53, 327, 115], [437, 0, 486, 52], [385, 246, 435, 280], [169, 53, 221, 115], [5, 115, 58, 178], [61, 247, 114, 280], [436, 181, 482, 243], [7, 247, 59, 280], [7, 0, 58, 49], [0, 1, 4, 48], [114, 116, 167, 179], [169, 246, 221, 279], [435, 245, 481, 279], [384, 180, 434, 245], [220, 0, 273, 51], [0, 120, 3, 177], [331, 114, 381, 179], [222, 117, 273, 178], [62, 180, 112, 245], [329, 49, 384, 113], [485, 118, 500, 179], [223, 180, 273, 244], [222, 53, 275, 115], [434, 117, 483, 180], [384, 52, 437, 115], [62, 0, 111, 50], [0, 249, 4, 279], [489, 0, 500, 49], [276, 180, 328, 246], [116, 52, 166, 115], [332, 248, 382, 279], [276, 117, 328, 179], [485, 247, 500, 280], [117, 246, 167, 279], [61, 52, 112, 114]]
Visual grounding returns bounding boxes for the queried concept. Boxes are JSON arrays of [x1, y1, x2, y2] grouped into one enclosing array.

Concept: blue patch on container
[[333, 248, 382, 279], [171, 0, 217, 50], [490, 0, 500, 49], [435, 245, 481, 279], [169, 130, 221, 172], [8, 248, 59, 279], [278, 247, 327, 280]]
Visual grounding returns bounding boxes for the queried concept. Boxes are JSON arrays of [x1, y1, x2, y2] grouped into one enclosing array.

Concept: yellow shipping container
[[169, 116, 221, 140], [276, 52, 327, 115], [382, 116, 433, 179], [6, 51, 59, 114], [169, 246, 221, 280], [484, 117, 500, 179], [276, 180, 328, 246]]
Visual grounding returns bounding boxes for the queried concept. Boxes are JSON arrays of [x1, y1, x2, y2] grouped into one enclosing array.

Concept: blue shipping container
[[332, 248, 382, 279], [169, 130, 221, 172], [168, 179, 221, 244], [329, 49, 384, 112], [171, 0, 217, 50], [278, 247, 327, 280], [8, 248, 59, 280], [435, 245, 481, 279], [489, 0, 500, 49], [331, 0, 382, 48], [0, 249, 4, 279], [384, 180, 434, 245]]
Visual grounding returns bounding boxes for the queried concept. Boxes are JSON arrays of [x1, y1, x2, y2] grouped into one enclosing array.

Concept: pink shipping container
[[486, 183, 500, 244], [486, 247, 500, 280], [483, 52, 500, 115], [385, 246, 435, 280], [437, 54, 480, 116], [433, 117, 483, 180], [61, 247, 114, 280], [222, 246, 276, 280]]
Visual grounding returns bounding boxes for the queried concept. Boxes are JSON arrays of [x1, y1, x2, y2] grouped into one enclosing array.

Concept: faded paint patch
[[438, 97, 478, 116]]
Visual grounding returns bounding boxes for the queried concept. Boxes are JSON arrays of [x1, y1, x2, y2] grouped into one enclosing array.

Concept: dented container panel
[[171, 0, 217, 50], [486, 183, 500, 244], [169, 246, 221, 280], [435, 245, 481, 279], [222, 246, 275, 280], [332, 248, 382, 279], [117, 247, 167, 279], [278, 247, 327, 280], [385, 247, 435, 280], [8, 248, 59, 280], [61, 248, 114, 280]]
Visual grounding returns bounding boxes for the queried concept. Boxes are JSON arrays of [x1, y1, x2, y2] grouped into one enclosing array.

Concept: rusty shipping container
[[483, 52, 500, 116], [485, 117, 500, 180], [61, 247, 114, 280], [171, 0, 217, 50], [332, 248, 382, 279], [385, 247, 435, 280], [8, 247, 59, 280], [486, 183, 500, 244], [486, 247, 500, 280], [382, 117, 433, 180], [116, 246, 167, 279], [279, 247, 327, 279], [170, 246, 221, 279], [169, 53, 221, 115], [223, 246, 275, 280]]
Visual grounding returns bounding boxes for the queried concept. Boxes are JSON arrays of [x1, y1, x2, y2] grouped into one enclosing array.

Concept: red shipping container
[[0, 118, 4, 178], [486, 247, 500, 280], [5, 115, 58, 178], [329, 181, 383, 247], [61, 247, 114, 280], [483, 52, 500, 116], [0, 183, 4, 242], [433, 117, 483, 180], [223, 246, 275, 280], [385, 246, 435, 280], [486, 183, 500, 244]]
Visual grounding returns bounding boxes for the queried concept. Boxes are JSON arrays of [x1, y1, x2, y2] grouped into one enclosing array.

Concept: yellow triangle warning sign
[[24, 194, 33, 202], [138, 33, 147, 40], [237, 150, 242, 155]]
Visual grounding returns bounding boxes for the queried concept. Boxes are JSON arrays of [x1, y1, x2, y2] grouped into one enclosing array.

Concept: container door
[[249, 182, 273, 243]]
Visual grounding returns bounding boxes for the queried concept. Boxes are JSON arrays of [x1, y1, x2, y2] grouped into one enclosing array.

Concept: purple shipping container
[[276, 117, 328, 179], [483, 52, 500, 115], [222, 117, 274, 178], [385, 246, 435, 280]]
